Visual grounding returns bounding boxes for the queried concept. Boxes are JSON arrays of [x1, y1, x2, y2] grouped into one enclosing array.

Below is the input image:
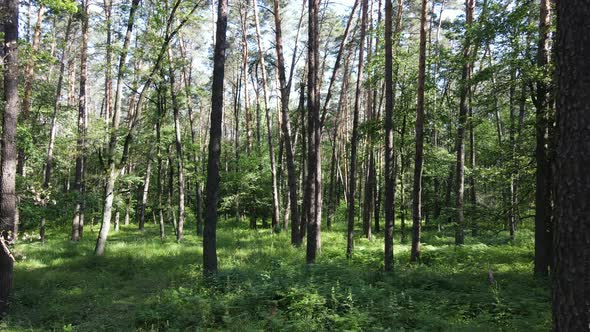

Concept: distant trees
[[553, 1, 590, 329]]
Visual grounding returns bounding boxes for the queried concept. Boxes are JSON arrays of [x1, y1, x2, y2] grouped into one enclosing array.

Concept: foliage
[[3, 221, 550, 331]]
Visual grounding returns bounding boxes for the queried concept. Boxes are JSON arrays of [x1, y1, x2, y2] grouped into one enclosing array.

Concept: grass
[[2, 219, 550, 331]]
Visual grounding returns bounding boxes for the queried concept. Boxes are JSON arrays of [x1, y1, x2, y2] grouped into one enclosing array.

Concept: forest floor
[[3, 219, 550, 331]]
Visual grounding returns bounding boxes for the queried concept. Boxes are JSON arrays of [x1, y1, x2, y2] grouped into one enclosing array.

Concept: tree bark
[[95, 0, 141, 255], [272, 0, 299, 237], [533, 0, 552, 277], [384, 0, 403, 271], [305, 0, 322, 264], [72, 0, 89, 242], [252, 0, 281, 230], [168, 49, 186, 241], [0, 0, 18, 313], [179, 39, 204, 237], [138, 135, 155, 231], [553, 1, 590, 329], [454, 0, 474, 246], [204, 0, 228, 275], [410, 0, 429, 262], [347, 0, 368, 259]]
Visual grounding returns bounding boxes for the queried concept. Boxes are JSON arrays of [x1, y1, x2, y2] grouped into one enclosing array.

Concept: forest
[[0, 0, 589, 330]]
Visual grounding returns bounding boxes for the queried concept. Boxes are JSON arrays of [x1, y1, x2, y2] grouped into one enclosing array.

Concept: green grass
[[2, 220, 550, 331]]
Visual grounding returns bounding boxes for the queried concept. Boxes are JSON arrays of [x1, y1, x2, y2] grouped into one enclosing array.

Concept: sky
[[332, 0, 463, 21]]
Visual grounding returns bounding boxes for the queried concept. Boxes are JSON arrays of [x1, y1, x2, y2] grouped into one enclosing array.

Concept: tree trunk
[[41, 16, 73, 242], [305, 0, 322, 264], [239, 3, 252, 155], [411, 0, 429, 262], [138, 137, 155, 231], [347, 0, 368, 259], [155, 94, 165, 239], [533, 0, 552, 277], [272, 0, 299, 237], [72, 0, 89, 242], [454, 0, 474, 246], [168, 49, 185, 242], [383, 0, 402, 271], [553, 1, 590, 329], [18, 3, 45, 176], [179, 40, 204, 237], [95, 0, 140, 256], [203, 0, 228, 275], [252, 0, 281, 230], [0, 0, 19, 314]]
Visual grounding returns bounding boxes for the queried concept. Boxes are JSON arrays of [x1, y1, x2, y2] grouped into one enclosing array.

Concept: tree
[[454, 0, 474, 246], [203, 0, 228, 275], [272, 0, 299, 240], [19, 3, 46, 176], [95, 0, 141, 255], [168, 48, 186, 242], [552, 1, 590, 329], [305, 0, 322, 264], [384, 0, 403, 271], [252, 0, 281, 231], [347, 0, 368, 259], [0, 0, 19, 314], [410, 0, 429, 262], [533, 0, 552, 277], [42, 15, 73, 242], [72, 0, 90, 242]]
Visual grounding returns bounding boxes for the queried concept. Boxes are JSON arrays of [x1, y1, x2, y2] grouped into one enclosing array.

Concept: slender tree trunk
[[411, 0, 429, 262], [454, 0, 474, 246], [305, 0, 322, 264], [252, 0, 281, 230], [72, 0, 89, 242], [41, 16, 73, 242], [168, 49, 185, 241], [273, 0, 299, 236], [138, 137, 155, 231], [156, 93, 165, 239], [533, 0, 552, 277], [347, 0, 368, 259], [95, 0, 141, 255], [239, 3, 252, 154], [167, 154, 175, 238], [0, 0, 18, 314], [18, 4, 45, 176], [179, 41, 203, 237], [383, 0, 402, 271], [297, 81, 306, 244], [327, 57, 351, 231], [203, 0, 228, 275], [553, 1, 590, 328], [399, 112, 408, 242], [508, 69, 517, 241]]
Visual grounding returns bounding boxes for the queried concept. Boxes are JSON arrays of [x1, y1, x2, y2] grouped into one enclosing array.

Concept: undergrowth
[[2, 220, 550, 331]]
